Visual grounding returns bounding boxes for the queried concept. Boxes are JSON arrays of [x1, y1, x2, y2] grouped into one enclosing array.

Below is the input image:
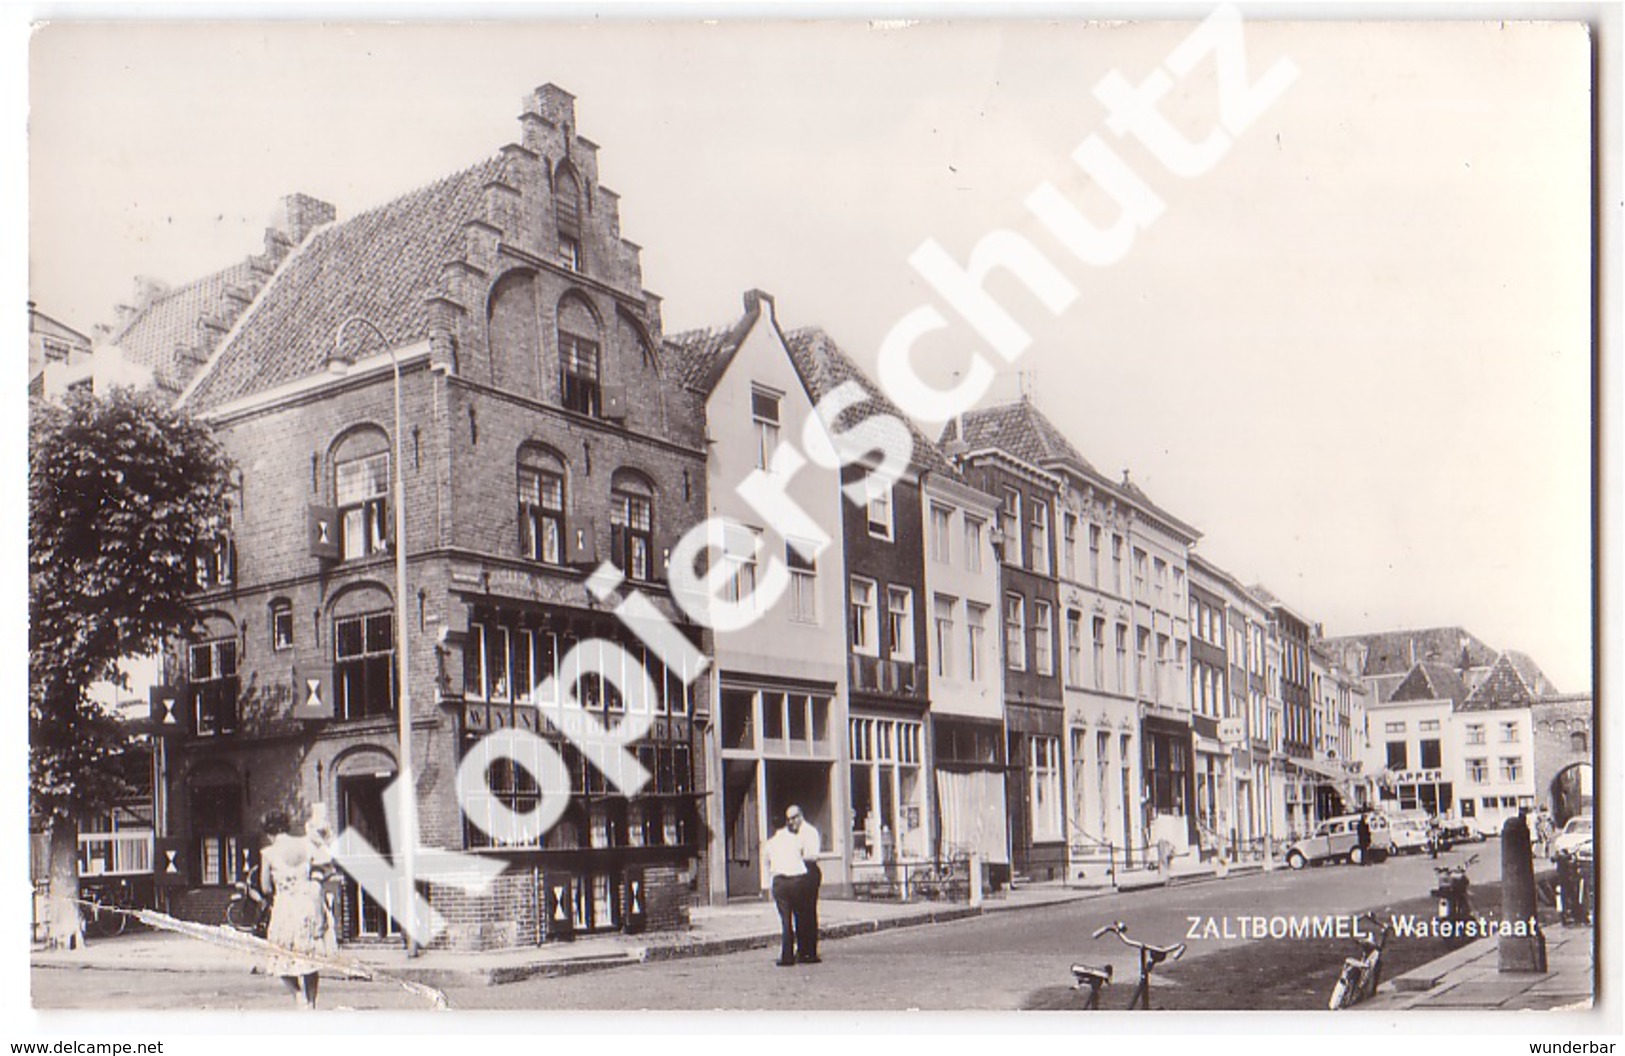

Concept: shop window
[[336, 451, 390, 560], [850, 717, 925, 862], [335, 612, 395, 720], [189, 638, 239, 736], [1030, 736, 1063, 842]]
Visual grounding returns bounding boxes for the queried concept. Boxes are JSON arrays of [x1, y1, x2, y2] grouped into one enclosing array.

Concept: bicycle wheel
[[1329, 964, 1360, 1010], [225, 896, 255, 931]]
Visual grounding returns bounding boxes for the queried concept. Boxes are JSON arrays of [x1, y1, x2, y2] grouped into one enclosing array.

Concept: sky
[[22, 17, 1595, 691]]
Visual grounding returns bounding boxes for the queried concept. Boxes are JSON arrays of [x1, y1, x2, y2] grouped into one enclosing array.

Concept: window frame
[[1004, 592, 1027, 672], [886, 585, 915, 662], [518, 459, 566, 565], [336, 450, 390, 561], [334, 611, 396, 722], [850, 577, 879, 656]]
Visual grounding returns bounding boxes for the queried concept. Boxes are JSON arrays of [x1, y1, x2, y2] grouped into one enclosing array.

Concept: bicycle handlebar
[[1093, 921, 1187, 961]]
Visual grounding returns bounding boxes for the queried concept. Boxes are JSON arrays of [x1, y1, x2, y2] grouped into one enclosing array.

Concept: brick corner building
[[135, 85, 710, 949]]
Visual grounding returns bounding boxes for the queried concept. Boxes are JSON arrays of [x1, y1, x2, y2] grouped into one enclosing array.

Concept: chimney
[[742, 289, 775, 318], [528, 84, 576, 133], [272, 193, 336, 245]]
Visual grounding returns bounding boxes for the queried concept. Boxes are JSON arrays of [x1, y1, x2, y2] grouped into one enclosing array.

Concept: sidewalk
[[1365, 922, 1594, 1011], [30, 859, 1252, 991]]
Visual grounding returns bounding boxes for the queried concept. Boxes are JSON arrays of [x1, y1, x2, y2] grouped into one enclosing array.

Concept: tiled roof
[[1388, 661, 1470, 706], [1325, 627, 1498, 679], [1462, 653, 1535, 709], [946, 399, 1095, 477], [1505, 651, 1557, 696], [183, 156, 506, 411], [110, 259, 267, 397], [782, 327, 957, 478], [661, 322, 752, 396]]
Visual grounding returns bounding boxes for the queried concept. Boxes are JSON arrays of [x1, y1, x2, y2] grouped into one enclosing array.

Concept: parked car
[[1551, 814, 1593, 860], [1285, 813, 1391, 869], [1386, 814, 1432, 855], [1438, 816, 1482, 845]]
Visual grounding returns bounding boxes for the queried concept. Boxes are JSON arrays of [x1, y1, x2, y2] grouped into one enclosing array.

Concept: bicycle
[[82, 878, 136, 939], [1071, 920, 1186, 1010], [1328, 913, 1391, 1009], [225, 864, 270, 937]]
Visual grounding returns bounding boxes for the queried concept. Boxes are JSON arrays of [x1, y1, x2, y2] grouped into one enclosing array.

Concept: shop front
[[716, 677, 839, 898]]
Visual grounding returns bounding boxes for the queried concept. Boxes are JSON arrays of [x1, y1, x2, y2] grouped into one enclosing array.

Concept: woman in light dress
[[260, 806, 337, 1009]]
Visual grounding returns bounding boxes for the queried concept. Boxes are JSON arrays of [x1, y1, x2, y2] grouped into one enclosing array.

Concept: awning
[[1288, 757, 1349, 783]]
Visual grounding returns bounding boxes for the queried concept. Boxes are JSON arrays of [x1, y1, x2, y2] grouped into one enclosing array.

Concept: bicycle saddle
[[1071, 962, 1114, 988]]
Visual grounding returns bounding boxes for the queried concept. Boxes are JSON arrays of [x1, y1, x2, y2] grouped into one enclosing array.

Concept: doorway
[[336, 772, 397, 938], [723, 759, 760, 898]]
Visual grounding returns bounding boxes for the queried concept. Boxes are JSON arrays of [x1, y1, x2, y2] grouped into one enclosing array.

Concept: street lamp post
[[335, 317, 419, 957]]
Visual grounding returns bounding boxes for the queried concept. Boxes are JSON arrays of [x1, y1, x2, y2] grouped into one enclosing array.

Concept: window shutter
[[307, 505, 340, 560]]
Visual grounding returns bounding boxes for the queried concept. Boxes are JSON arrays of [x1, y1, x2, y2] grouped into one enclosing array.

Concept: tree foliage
[[30, 386, 235, 821]]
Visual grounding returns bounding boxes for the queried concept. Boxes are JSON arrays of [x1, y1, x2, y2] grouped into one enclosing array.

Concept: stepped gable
[[1388, 661, 1470, 707], [108, 259, 271, 397], [782, 326, 957, 478], [182, 156, 507, 412], [1462, 653, 1536, 710]]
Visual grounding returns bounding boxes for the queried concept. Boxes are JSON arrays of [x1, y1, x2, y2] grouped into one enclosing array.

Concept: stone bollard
[[1499, 813, 1547, 973]]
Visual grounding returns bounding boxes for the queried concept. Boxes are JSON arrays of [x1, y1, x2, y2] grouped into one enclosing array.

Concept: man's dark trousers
[[772, 874, 804, 964], [797, 861, 821, 959]]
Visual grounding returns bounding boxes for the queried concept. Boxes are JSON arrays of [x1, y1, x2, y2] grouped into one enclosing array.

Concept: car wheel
[[1287, 850, 1307, 870], [1388, 843, 1400, 858]]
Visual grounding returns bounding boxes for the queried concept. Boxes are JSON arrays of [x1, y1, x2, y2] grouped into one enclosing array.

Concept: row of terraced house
[[33, 85, 1590, 950]]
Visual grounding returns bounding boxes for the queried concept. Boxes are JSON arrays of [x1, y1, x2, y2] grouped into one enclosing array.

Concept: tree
[[30, 386, 234, 948]]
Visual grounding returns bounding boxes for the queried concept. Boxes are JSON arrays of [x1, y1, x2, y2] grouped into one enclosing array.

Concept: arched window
[[554, 165, 583, 272], [519, 446, 567, 564], [558, 295, 602, 417], [486, 270, 540, 395], [610, 470, 655, 581], [331, 428, 391, 560], [1571, 730, 1588, 753]]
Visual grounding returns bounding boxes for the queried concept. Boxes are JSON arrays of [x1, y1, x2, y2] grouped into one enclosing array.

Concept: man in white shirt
[[763, 813, 809, 967], [787, 805, 822, 963]]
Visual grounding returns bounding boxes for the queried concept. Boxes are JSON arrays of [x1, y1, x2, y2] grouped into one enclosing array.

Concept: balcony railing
[[848, 654, 922, 698]]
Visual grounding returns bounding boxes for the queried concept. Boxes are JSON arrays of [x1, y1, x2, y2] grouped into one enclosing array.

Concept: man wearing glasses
[[788, 805, 822, 963], [764, 806, 812, 966]]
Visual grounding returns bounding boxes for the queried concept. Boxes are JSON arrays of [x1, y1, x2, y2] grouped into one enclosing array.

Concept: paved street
[[445, 843, 1501, 1011], [35, 843, 1521, 1012]]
